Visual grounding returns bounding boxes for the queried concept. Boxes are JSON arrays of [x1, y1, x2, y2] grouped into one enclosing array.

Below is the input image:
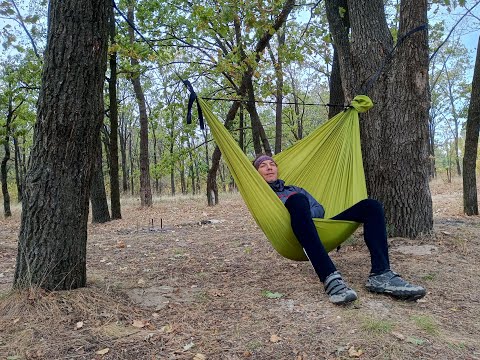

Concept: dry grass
[[1, 177, 480, 359]]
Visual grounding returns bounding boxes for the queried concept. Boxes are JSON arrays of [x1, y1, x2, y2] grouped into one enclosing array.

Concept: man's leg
[[332, 199, 426, 300], [285, 193, 357, 304], [332, 199, 390, 274]]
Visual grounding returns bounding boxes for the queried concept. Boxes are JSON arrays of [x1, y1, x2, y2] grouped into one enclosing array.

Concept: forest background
[[0, 0, 479, 219]]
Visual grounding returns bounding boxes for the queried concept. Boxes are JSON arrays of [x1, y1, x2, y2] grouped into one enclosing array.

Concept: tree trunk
[[13, 136, 23, 202], [245, 76, 272, 156], [14, 0, 109, 290], [327, 0, 432, 237], [119, 116, 129, 192], [463, 35, 480, 216], [90, 136, 111, 223], [328, 46, 346, 119], [169, 122, 175, 196], [180, 159, 186, 194], [152, 125, 159, 193], [239, 105, 245, 152], [1, 109, 12, 218], [207, 146, 220, 206], [108, 3, 121, 219], [206, 101, 242, 206], [127, 4, 152, 207], [268, 26, 285, 154], [129, 134, 134, 196]]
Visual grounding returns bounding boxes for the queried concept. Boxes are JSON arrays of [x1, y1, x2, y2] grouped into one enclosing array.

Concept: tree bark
[[328, 46, 346, 119], [90, 136, 111, 223], [13, 136, 23, 202], [14, 0, 109, 290], [1, 104, 12, 218], [326, 0, 432, 237], [119, 113, 129, 192], [463, 35, 480, 215], [108, 1, 121, 219], [127, 4, 152, 207], [207, 101, 242, 206]]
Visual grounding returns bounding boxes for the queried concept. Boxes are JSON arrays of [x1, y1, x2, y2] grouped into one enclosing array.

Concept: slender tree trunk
[[119, 118, 129, 192], [239, 105, 245, 152], [268, 26, 285, 154], [90, 136, 111, 223], [206, 101, 242, 206], [14, 0, 109, 290], [127, 4, 152, 206], [187, 137, 195, 195], [207, 146, 220, 206], [1, 107, 12, 218], [245, 76, 271, 155], [428, 116, 436, 178], [108, 2, 121, 219], [129, 132, 134, 196], [328, 46, 346, 119], [327, 0, 432, 237], [13, 136, 23, 202], [180, 159, 186, 194], [169, 121, 175, 196], [463, 35, 480, 215], [152, 125, 159, 193]]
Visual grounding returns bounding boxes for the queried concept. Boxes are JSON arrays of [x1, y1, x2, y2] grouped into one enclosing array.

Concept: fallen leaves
[[183, 341, 195, 351], [95, 348, 109, 355], [270, 334, 281, 343], [348, 346, 363, 357], [132, 319, 150, 328]]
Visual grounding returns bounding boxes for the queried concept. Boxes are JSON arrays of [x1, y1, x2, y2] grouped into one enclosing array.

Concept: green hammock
[[198, 95, 373, 261]]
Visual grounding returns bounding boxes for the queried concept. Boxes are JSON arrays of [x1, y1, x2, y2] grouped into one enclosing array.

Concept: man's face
[[257, 160, 278, 183]]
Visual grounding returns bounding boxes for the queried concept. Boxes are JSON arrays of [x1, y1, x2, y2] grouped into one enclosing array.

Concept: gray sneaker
[[324, 271, 358, 305], [366, 270, 426, 301]]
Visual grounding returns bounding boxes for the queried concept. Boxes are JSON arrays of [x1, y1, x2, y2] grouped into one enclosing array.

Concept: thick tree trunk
[[127, 5, 152, 207], [108, 3, 121, 219], [463, 36, 480, 215], [14, 0, 109, 290], [90, 136, 111, 223], [327, 0, 433, 237]]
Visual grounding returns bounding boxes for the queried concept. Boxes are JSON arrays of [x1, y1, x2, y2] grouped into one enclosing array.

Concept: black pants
[[285, 193, 390, 282]]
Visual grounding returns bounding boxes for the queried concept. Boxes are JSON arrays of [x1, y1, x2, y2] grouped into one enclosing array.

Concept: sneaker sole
[[366, 287, 426, 301]]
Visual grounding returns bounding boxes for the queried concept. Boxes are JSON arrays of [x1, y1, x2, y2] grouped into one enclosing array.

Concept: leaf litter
[[0, 179, 480, 359]]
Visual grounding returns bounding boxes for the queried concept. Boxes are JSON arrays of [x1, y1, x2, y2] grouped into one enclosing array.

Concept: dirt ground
[[0, 178, 479, 360]]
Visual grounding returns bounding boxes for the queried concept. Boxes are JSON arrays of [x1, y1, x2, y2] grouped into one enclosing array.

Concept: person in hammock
[[253, 154, 426, 305]]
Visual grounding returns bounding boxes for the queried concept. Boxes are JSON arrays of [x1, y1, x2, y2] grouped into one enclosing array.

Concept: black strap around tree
[[360, 23, 428, 94], [183, 80, 205, 130]]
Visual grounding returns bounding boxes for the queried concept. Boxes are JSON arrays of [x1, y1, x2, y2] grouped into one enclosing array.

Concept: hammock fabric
[[197, 95, 373, 261]]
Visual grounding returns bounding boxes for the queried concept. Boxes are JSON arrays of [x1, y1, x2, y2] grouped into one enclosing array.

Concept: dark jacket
[[268, 179, 325, 219]]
